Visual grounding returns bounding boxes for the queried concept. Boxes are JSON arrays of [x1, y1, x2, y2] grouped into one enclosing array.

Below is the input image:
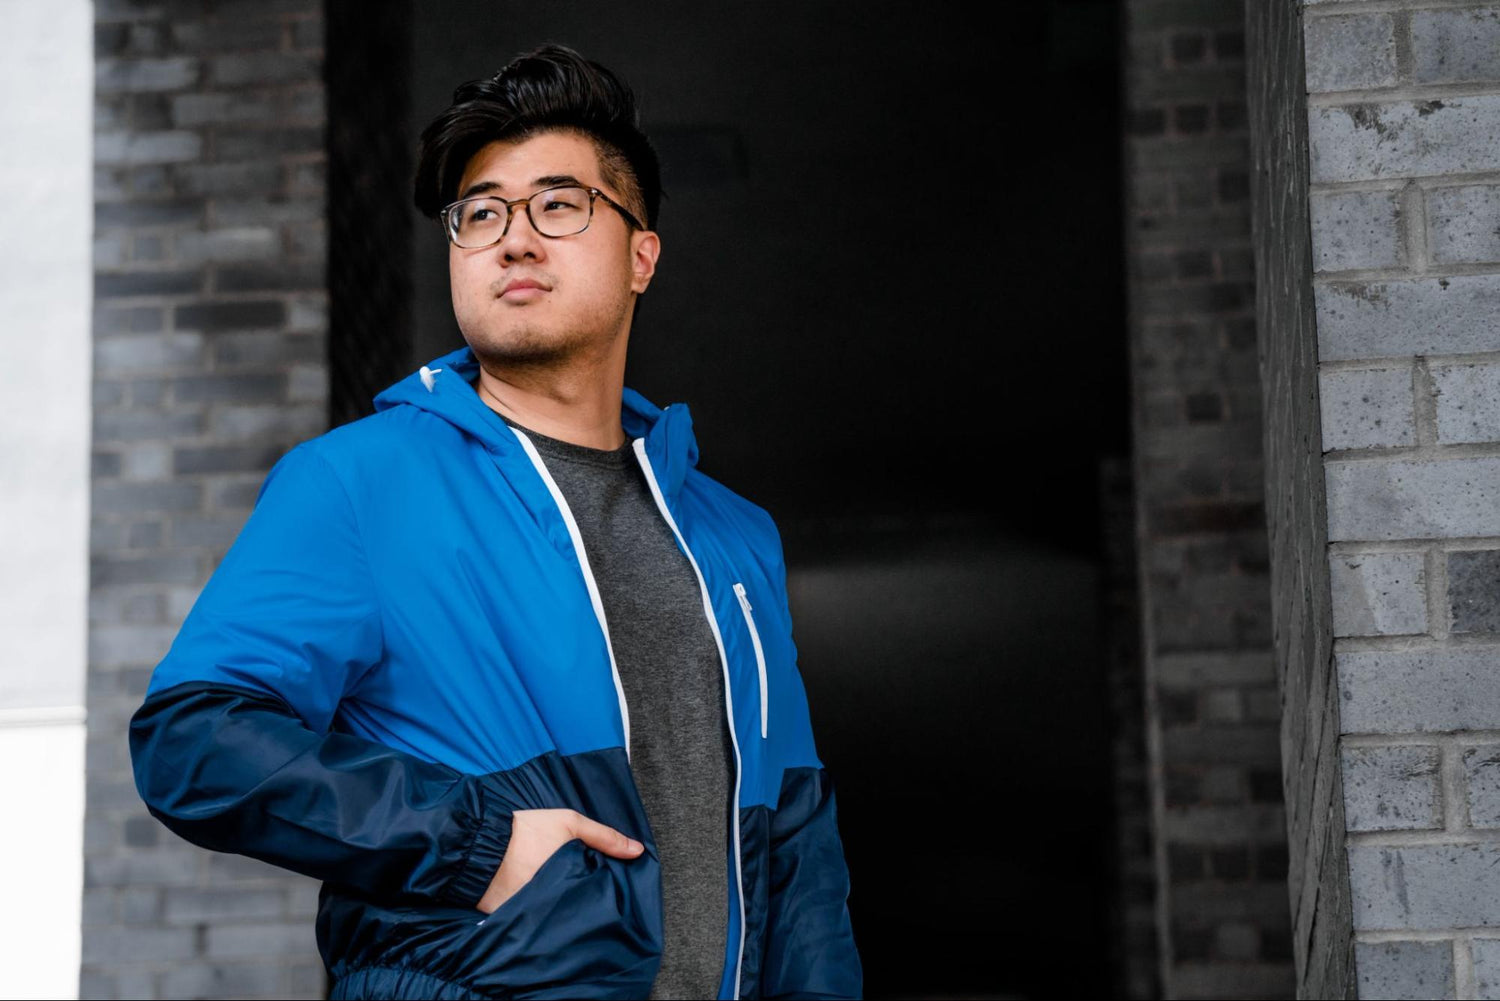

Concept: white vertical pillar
[[0, 1, 93, 997]]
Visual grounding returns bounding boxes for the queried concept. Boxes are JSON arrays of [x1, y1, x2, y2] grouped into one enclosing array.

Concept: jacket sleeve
[[128, 442, 512, 908], [759, 526, 864, 1001]]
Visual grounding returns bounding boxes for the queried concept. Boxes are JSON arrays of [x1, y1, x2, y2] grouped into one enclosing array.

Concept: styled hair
[[413, 44, 661, 231]]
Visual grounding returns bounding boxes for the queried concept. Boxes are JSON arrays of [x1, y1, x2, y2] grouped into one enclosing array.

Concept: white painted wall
[[0, 0, 93, 997]]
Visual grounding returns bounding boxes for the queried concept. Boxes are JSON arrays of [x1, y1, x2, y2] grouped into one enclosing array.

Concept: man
[[129, 44, 862, 1001]]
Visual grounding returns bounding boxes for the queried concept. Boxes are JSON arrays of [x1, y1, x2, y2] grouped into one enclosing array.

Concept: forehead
[[456, 130, 606, 194]]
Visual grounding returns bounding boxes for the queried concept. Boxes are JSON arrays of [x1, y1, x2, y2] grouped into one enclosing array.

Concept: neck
[[470, 345, 629, 451]]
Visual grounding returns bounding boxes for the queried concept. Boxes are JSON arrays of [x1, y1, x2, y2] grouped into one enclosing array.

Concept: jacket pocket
[[321, 837, 663, 999], [733, 581, 769, 739]]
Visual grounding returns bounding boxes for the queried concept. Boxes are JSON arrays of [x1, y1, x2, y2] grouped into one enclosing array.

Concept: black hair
[[414, 44, 661, 231]]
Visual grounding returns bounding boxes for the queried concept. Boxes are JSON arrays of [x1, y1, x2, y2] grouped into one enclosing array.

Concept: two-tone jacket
[[128, 344, 863, 1000]]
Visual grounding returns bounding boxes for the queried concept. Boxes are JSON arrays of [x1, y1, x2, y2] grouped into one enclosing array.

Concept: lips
[[499, 278, 551, 297]]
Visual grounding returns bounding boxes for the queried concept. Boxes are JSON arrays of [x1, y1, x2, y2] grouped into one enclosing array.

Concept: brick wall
[[1122, 0, 1297, 995], [1298, 2, 1500, 997], [85, 1, 328, 997], [1244, 0, 1357, 997]]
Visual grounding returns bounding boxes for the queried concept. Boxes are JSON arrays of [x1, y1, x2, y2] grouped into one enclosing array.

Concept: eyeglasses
[[440, 185, 645, 248]]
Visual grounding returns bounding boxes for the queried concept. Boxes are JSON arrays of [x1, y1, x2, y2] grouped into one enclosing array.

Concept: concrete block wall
[[1301, 3, 1500, 998], [85, 1, 328, 997], [1122, 1, 1295, 996]]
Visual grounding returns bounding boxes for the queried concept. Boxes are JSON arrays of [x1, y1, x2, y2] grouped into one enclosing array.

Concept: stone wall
[[1244, 0, 1356, 996], [85, 1, 328, 996], [1302, 2, 1500, 997], [1122, 0, 1296, 995]]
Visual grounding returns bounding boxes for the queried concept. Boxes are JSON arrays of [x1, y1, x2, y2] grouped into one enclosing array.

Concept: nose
[[494, 201, 546, 263]]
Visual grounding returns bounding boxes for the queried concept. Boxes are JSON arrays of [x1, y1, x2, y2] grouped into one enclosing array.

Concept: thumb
[[570, 813, 645, 859]]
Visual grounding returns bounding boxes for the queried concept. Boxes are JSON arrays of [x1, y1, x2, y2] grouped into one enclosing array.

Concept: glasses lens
[[529, 186, 591, 237], [450, 198, 507, 248]]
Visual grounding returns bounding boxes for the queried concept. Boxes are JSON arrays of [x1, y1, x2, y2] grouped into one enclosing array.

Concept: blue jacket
[[128, 344, 862, 1000]]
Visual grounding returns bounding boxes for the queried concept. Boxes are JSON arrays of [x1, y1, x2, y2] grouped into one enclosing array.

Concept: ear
[[629, 229, 661, 295]]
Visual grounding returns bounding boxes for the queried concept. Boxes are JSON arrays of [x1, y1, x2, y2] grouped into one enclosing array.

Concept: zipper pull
[[733, 581, 752, 610]]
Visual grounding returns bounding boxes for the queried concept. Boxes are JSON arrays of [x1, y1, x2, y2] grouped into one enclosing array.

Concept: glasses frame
[[440, 185, 645, 248]]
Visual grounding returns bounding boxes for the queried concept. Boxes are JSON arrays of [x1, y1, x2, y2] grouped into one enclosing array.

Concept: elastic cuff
[[439, 779, 515, 909]]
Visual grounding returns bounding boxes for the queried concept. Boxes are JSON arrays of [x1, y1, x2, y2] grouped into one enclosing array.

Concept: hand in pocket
[[476, 807, 644, 915]]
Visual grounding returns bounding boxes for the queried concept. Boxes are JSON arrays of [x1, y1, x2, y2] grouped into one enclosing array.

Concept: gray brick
[[1450, 550, 1500, 634], [1338, 646, 1500, 733], [1309, 188, 1402, 273], [1340, 744, 1441, 832], [92, 477, 203, 515], [1474, 938, 1500, 999], [1161, 724, 1282, 767], [173, 372, 286, 404], [216, 127, 322, 160], [95, 130, 202, 166], [286, 295, 326, 332], [95, 56, 200, 93], [1349, 842, 1500, 930], [81, 925, 195, 965], [1315, 276, 1500, 362], [175, 227, 277, 265], [174, 442, 285, 475], [120, 442, 173, 481], [1429, 185, 1500, 266], [1303, 14, 1397, 94], [91, 554, 201, 588], [95, 270, 200, 298], [85, 848, 200, 889], [78, 968, 118, 1000], [210, 51, 319, 87], [206, 920, 314, 959], [95, 333, 203, 373], [1309, 97, 1500, 184], [213, 475, 271, 510], [1354, 940, 1455, 1000], [217, 263, 325, 292], [159, 963, 285, 999], [117, 886, 161, 922], [211, 331, 323, 367], [210, 403, 324, 441], [170, 159, 279, 194], [169, 18, 282, 51], [291, 16, 322, 51], [169, 513, 248, 548], [89, 623, 180, 666], [288, 363, 327, 403], [1433, 362, 1500, 444], [1412, 8, 1500, 86], [93, 411, 204, 445], [94, 305, 166, 338], [1329, 551, 1426, 637], [94, 451, 124, 480], [129, 520, 162, 552], [1318, 366, 1413, 451], [164, 887, 284, 924], [1327, 455, 1500, 541], [95, 199, 201, 227], [174, 299, 285, 331], [212, 195, 322, 226], [1467, 745, 1500, 827]]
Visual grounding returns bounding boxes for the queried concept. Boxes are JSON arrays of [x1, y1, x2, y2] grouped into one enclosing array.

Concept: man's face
[[448, 129, 659, 370]]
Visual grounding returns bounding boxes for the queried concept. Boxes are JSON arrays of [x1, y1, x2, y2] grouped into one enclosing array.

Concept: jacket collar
[[372, 344, 700, 499]]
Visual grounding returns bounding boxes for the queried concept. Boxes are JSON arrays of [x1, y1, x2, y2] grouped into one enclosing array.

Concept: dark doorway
[[329, 3, 1128, 996]]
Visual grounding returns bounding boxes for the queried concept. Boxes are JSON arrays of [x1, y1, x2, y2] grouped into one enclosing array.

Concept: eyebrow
[[458, 174, 586, 200]]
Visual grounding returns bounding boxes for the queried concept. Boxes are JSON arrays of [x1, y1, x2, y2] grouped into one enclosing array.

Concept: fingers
[[568, 811, 644, 858]]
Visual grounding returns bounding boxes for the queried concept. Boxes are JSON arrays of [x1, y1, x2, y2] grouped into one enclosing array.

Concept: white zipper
[[732, 582, 769, 739], [632, 438, 747, 1001], [507, 427, 634, 761]]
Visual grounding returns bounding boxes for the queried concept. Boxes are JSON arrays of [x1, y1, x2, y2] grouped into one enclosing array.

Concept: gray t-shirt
[[498, 412, 734, 1001]]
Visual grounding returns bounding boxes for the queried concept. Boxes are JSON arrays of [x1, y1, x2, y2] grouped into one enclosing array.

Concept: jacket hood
[[371, 344, 700, 498]]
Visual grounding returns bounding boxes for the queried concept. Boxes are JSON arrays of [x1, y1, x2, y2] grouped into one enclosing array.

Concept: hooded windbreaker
[[128, 344, 863, 1000]]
